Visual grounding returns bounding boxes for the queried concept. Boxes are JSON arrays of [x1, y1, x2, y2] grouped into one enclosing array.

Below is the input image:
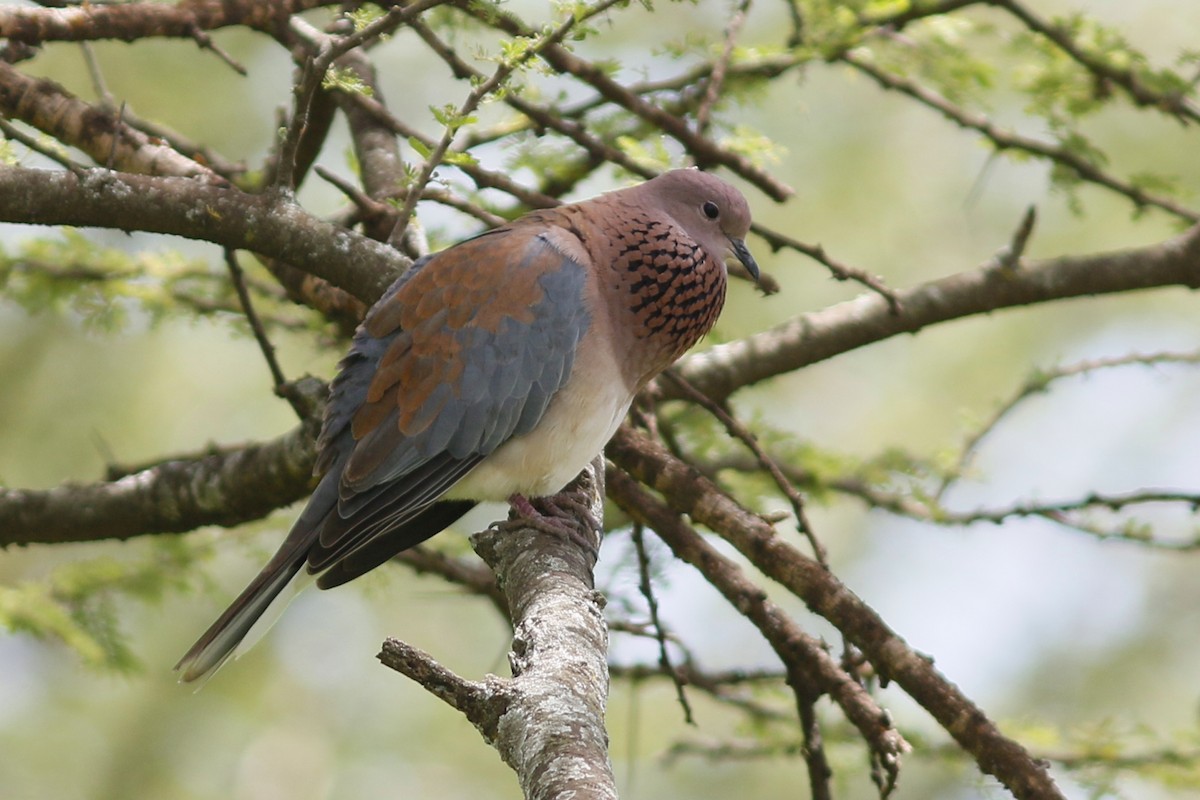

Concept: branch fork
[[377, 460, 617, 800]]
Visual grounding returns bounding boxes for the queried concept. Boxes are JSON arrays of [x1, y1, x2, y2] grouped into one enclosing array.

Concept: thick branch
[[0, 402, 320, 547], [334, 48, 407, 238], [469, 461, 616, 800], [0, 62, 219, 180], [378, 461, 616, 799], [0, 167, 407, 303], [675, 222, 1200, 401], [0, 0, 334, 43]]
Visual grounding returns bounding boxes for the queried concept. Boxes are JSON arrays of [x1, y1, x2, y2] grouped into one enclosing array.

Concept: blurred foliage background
[[1, 0, 1199, 798]]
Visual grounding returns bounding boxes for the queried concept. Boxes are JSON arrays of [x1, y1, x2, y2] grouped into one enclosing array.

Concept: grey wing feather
[[174, 236, 594, 682], [309, 234, 592, 570]]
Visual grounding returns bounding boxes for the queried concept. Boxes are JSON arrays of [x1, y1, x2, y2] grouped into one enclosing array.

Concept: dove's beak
[[729, 236, 761, 285]]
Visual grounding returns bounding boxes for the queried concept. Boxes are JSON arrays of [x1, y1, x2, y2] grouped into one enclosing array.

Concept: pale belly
[[445, 343, 633, 500]]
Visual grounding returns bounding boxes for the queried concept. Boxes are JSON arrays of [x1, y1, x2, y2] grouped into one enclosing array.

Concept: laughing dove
[[177, 168, 759, 681]]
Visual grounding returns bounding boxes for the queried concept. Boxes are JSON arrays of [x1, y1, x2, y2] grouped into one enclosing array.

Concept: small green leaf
[[407, 137, 432, 159], [322, 66, 374, 97], [442, 150, 480, 168]]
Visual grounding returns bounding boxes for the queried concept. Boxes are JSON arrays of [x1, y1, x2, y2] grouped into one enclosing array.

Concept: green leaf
[[345, 4, 386, 33], [0, 538, 207, 672], [441, 150, 480, 168], [408, 137, 432, 159], [322, 66, 374, 97]]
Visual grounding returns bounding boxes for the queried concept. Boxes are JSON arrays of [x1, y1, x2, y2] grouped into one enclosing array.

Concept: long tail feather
[[175, 554, 305, 682]]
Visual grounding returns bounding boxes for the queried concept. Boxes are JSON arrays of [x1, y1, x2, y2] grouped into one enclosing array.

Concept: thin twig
[[988, 205, 1037, 271], [939, 349, 1200, 499], [944, 489, 1200, 549], [988, 0, 1200, 125], [391, 0, 627, 246], [417, 188, 508, 228], [662, 371, 829, 566], [611, 661, 791, 722], [80, 41, 111, 99], [224, 249, 309, 419], [607, 463, 911, 792], [407, 15, 657, 192], [0, 118, 85, 173], [392, 546, 507, 619], [797, 696, 834, 800], [323, 53, 561, 209], [860, 0, 986, 30], [839, 49, 1200, 223], [752, 222, 901, 311], [314, 164, 393, 221], [273, 38, 331, 192], [705, 446, 1200, 551], [631, 523, 695, 725], [456, 0, 794, 200], [78, 45, 244, 177], [186, 23, 247, 75], [694, 0, 750, 136], [611, 426, 1066, 798]]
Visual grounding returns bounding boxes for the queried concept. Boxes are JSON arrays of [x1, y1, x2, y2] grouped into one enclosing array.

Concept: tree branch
[[474, 460, 615, 800], [987, 0, 1200, 125], [0, 382, 323, 547], [380, 460, 617, 799], [333, 47, 408, 240], [0, 167, 408, 303], [839, 49, 1200, 223], [606, 466, 909, 796], [456, 1, 794, 201], [0, 0, 335, 43], [0, 62, 219, 180], [673, 222, 1200, 401], [607, 425, 1065, 800], [378, 638, 508, 729], [327, 88, 562, 209]]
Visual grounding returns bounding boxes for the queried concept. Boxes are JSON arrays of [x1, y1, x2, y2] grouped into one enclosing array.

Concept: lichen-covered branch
[[0, 385, 322, 547], [0, 0, 335, 43], [0, 167, 407, 303], [381, 460, 617, 800]]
